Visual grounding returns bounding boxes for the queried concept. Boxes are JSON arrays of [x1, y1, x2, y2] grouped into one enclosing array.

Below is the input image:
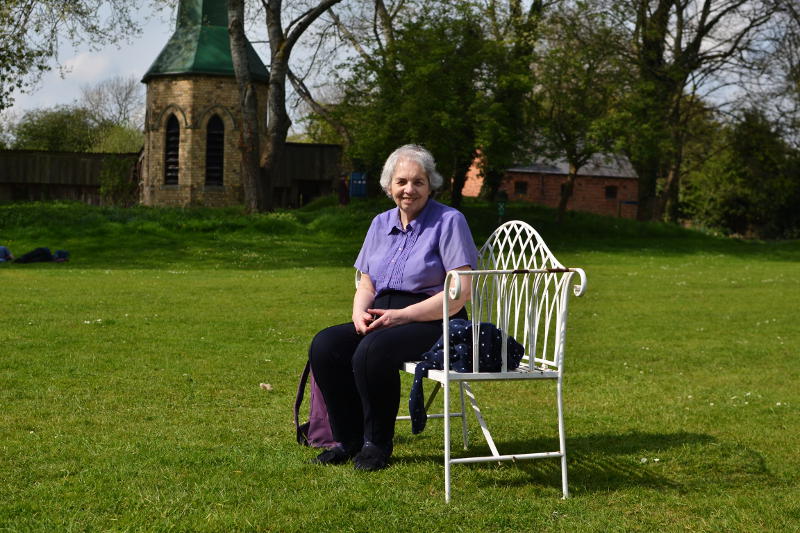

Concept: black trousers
[[309, 291, 466, 454]]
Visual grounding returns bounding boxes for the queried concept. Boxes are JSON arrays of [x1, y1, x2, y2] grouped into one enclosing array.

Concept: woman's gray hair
[[379, 144, 444, 196]]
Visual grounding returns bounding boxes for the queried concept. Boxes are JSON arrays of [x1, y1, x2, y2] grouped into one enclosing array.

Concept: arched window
[[205, 114, 224, 186], [164, 114, 180, 185]]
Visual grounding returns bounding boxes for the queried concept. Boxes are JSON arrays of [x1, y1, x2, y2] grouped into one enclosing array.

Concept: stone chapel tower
[[140, 0, 268, 207]]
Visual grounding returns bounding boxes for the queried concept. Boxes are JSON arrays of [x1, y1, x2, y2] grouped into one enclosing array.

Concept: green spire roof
[[142, 0, 268, 82]]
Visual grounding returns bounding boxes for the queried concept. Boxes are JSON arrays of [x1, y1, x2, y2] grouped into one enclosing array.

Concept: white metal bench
[[397, 220, 587, 502]]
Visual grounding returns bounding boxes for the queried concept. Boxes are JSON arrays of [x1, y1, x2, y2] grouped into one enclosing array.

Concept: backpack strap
[[294, 360, 312, 445]]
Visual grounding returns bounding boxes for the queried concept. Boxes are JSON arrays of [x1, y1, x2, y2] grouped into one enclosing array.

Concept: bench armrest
[[446, 267, 587, 301]]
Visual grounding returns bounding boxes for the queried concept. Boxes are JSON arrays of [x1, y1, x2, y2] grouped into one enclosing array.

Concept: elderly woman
[[309, 144, 478, 471]]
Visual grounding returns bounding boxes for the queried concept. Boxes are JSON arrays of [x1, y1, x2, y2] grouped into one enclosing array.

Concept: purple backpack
[[294, 361, 338, 448]]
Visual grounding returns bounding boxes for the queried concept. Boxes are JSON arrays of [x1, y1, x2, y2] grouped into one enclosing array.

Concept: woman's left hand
[[365, 307, 411, 332]]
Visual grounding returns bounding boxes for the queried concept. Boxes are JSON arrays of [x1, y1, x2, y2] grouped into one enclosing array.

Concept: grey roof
[[508, 153, 638, 179]]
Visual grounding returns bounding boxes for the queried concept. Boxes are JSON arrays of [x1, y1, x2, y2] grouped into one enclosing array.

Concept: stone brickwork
[[140, 75, 268, 207]]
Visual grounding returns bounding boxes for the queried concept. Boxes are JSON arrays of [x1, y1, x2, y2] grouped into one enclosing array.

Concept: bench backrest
[[463, 220, 580, 373]]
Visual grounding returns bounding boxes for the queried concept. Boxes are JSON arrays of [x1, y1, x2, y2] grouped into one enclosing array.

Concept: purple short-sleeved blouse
[[354, 199, 479, 297]]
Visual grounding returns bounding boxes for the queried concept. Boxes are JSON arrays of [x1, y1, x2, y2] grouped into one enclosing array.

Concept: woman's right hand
[[353, 311, 374, 335]]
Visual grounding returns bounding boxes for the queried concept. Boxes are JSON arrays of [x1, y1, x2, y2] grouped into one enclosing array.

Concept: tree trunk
[[482, 168, 504, 201], [228, 0, 263, 213], [655, 139, 683, 222], [629, 83, 671, 222], [654, 166, 678, 222], [657, 105, 686, 223], [262, 0, 346, 211], [556, 163, 577, 223], [261, 56, 293, 211], [632, 155, 660, 221], [626, 0, 776, 222], [449, 151, 475, 209]]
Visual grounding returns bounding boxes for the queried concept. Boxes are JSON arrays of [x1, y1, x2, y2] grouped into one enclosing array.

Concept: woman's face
[[390, 158, 431, 222]]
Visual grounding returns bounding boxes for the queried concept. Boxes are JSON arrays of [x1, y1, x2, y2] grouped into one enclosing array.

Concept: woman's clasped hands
[[353, 308, 411, 335]]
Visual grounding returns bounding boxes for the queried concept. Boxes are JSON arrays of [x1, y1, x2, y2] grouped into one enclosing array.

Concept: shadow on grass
[[394, 431, 773, 494]]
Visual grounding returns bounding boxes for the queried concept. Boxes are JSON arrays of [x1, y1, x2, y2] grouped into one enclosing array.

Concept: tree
[[227, 0, 346, 212], [339, 11, 489, 206], [9, 101, 142, 154], [683, 109, 799, 237], [0, 113, 14, 148], [782, 2, 800, 141], [748, 0, 800, 148], [91, 124, 144, 153], [80, 74, 145, 129], [11, 105, 99, 152], [228, 0, 264, 213], [472, 0, 543, 202], [293, 0, 419, 172], [529, 5, 625, 222], [601, 0, 780, 222], [300, 1, 542, 206], [0, 0, 142, 111]]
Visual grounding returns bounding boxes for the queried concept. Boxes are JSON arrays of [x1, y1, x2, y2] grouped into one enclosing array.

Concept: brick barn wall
[[501, 172, 638, 219], [141, 75, 268, 207]]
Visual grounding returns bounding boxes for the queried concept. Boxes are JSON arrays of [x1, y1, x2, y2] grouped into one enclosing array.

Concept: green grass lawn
[[1, 199, 799, 532]]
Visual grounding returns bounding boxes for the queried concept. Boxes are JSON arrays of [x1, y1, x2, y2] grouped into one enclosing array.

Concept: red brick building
[[464, 154, 639, 219]]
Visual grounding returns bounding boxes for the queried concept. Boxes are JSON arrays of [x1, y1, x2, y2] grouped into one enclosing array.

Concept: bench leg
[[459, 382, 469, 449], [557, 378, 569, 498], [444, 377, 451, 503]]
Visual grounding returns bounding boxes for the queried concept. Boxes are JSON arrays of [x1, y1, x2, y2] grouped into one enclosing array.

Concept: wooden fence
[[271, 142, 343, 207], [0, 150, 140, 205], [1, 143, 343, 207]]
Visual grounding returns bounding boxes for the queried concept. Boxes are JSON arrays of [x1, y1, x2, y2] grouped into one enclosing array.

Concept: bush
[[683, 110, 800, 238], [99, 156, 139, 207], [11, 105, 99, 152]]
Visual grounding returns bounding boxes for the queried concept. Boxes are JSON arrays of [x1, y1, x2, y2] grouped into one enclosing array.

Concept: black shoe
[[311, 445, 355, 465], [353, 442, 389, 471]]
